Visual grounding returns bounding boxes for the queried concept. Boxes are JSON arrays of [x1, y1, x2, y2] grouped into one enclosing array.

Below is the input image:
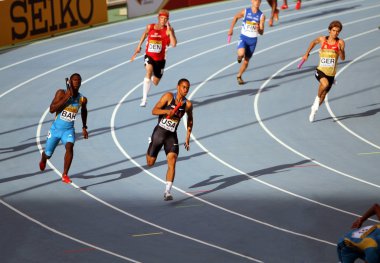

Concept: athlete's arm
[[81, 97, 88, 139], [135, 25, 150, 54], [49, 88, 72, 114], [167, 22, 177, 47], [302, 36, 323, 61], [352, 203, 380, 229], [184, 101, 193, 151], [257, 13, 265, 35], [152, 92, 172, 116], [228, 9, 245, 36], [338, 39, 345, 61]]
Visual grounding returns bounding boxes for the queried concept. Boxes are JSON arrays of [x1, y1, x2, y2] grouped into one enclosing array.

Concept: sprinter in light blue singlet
[[228, 0, 265, 85], [337, 203, 380, 263], [39, 73, 88, 184]]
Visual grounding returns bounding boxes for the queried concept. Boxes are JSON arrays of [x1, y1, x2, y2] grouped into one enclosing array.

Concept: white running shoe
[[309, 109, 317, 122], [140, 100, 147, 107]]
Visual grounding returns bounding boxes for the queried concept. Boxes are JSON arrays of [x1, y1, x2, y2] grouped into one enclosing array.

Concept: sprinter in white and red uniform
[[301, 20, 346, 122], [145, 78, 193, 201], [134, 9, 177, 107]]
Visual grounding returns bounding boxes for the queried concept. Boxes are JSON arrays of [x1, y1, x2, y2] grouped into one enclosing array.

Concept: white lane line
[[34, 108, 262, 262], [253, 29, 380, 188], [15, 3, 376, 258], [0, 0, 362, 72], [325, 46, 380, 150], [31, 12, 379, 255], [0, 199, 140, 263]]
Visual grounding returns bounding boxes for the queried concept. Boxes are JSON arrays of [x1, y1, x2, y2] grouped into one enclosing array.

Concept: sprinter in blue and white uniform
[[228, 0, 265, 85], [39, 73, 88, 184]]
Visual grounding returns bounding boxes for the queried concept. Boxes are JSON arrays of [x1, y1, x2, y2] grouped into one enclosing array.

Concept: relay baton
[[297, 59, 305, 69], [227, 35, 231, 44], [65, 77, 69, 89], [166, 102, 182, 119], [130, 51, 138, 62]]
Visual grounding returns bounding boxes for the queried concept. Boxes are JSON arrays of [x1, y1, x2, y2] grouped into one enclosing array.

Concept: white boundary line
[[325, 46, 380, 150], [34, 8, 379, 254], [0, 198, 140, 262], [0, 2, 375, 260], [0, 0, 362, 72], [253, 29, 380, 188]]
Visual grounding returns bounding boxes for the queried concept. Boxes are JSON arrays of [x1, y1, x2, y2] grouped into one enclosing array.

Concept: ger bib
[[319, 57, 335, 68], [159, 118, 178, 132]]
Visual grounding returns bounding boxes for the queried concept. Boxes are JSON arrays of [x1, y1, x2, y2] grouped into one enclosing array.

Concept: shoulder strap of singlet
[[172, 92, 187, 105]]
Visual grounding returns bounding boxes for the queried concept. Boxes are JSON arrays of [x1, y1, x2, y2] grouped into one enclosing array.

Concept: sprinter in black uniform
[[146, 78, 193, 201]]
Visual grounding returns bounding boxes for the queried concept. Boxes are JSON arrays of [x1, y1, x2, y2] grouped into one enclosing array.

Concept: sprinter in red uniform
[[134, 9, 177, 107]]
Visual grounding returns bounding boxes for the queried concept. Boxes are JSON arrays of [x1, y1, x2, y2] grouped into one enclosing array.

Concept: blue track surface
[[1, 0, 380, 262]]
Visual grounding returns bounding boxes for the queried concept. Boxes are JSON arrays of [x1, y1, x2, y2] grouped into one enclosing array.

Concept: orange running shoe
[[281, 4, 288, 9], [62, 174, 72, 184], [295, 1, 301, 10]]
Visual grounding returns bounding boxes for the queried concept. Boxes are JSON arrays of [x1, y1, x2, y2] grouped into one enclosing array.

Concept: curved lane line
[[0, 199, 140, 262], [325, 46, 380, 149], [6, 4, 373, 258]]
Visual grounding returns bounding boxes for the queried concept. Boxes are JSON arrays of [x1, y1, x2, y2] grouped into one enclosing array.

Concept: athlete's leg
[[164, 152, 177, 200], [39, 151, 49, 171], [237, 47, 245, 63], [63, 142, 74, 176], [166, 152, 177, 183], [141, 62, 154, 106], [317, 77, 331, 105], [152, 76, 161, 86], [146, 154, 157, 167], [237, 57, 250, 82], [40, 129, 60, 171]]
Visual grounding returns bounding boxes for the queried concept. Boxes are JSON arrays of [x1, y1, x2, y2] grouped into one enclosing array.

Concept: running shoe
[[140, 100, 147, 107], [295, 1, 301, 10], [309, 109, 316, 123], [281, 4, 288, 9], [164, 192, 173, 201], [62, 174, 72, 184], [237, 76, 245, 85], [39, 160, 46, 171]]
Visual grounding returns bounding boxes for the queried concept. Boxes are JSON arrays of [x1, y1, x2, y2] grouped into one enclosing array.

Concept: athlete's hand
[[82, 128, 89, 139], [184, 142, 190, 151], [65, 85, 73, 98], [351, 217, 363, 229]]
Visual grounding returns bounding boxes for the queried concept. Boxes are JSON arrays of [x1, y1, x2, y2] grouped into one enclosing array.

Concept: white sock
[[165, 181, 173, 193], [142, 77, 151, 102], [312, 96, 320, 111]]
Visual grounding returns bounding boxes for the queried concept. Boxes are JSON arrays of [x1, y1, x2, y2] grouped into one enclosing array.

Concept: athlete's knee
[[43, 151, 52, 159], [146, 155, 156, 167], [152, 77, 160, 86]]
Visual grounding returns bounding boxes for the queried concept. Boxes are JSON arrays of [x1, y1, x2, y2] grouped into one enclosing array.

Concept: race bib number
[[159, 118, 178, 132], [245, 21, 257, 32], [351, 225, 374, 239], [148, 40, 162, 53], [60, 110, 76, 122], [319, 57, 335, 67]]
